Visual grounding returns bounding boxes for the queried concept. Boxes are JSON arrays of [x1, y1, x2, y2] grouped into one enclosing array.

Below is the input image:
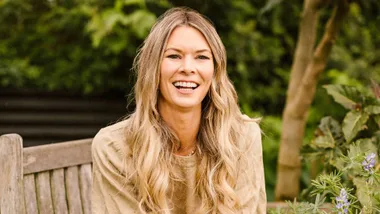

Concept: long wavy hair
[[124, 7, 251, 214]]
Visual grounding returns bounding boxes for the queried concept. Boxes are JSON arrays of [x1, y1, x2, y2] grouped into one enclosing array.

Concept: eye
[[197, 55, 210, 60], [166, 54, 181, 59]]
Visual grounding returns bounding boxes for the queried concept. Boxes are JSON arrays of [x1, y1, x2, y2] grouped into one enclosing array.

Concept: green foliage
[[323, 85, 364, 110], [86, 0, 157, 48], [328, 2, 380, 88], [268, 194, 328, 214], [0, 0, 298, 109], [342, 111, 369, 143], [1, 0, 379, 114], [281, 150, 380, 213], [218, 0, 298, 114], [295, 84, 380, 213], [0, 0, 167, 93]]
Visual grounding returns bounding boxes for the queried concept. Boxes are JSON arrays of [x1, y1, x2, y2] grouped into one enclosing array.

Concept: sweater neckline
[[172, 153, 198, 168]]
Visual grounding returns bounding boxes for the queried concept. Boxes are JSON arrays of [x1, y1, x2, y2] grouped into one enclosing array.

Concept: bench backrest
[[0, 134, 92, 214]]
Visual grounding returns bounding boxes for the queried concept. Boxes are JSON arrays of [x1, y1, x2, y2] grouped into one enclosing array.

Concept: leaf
[[341, 143, 365, 173], [342, 111, 369, 142], [364, 105, 380, 115], [353, 177, 371, 207], [323, 85, 362, 110], [259, 0, 284, 15], [102, 9, 126, 32], [352, 177, 380, 210], [374, 115, 380, 128], [314, 117, 344, 148], [127, 10, 156, 38], [356, 138, 378, 154]]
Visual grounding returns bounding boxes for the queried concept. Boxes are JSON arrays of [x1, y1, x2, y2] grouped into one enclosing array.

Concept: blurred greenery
[[296, 84, 380, 212], [1, 0, 379, 201]]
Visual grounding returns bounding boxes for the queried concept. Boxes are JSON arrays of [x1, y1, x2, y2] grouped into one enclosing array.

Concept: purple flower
[[335, 188, 350, 214], [362, 153, 376, 174]]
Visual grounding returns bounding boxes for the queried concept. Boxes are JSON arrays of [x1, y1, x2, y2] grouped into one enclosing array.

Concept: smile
[[172, 81, 199, 90]]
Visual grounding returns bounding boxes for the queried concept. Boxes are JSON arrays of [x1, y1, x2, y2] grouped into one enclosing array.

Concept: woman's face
[[159, 26, 214, 111]]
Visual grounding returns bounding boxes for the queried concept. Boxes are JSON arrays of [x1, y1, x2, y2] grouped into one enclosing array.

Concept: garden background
[[1, 0, 379, 202]]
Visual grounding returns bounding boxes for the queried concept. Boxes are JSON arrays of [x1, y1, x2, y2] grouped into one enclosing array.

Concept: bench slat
[[66, 166, 84, 214], [23, 139, 92, 174], [36, 172, 54, 214], [51, 169, 69, 214], [24, 174, 38, 214], [0, 134, 25, 214], [79, 164, 92, 214]]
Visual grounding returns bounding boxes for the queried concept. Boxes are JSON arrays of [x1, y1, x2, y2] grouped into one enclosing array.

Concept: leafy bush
[[272, 84, 380, 213], [0, 0, 162, 94]]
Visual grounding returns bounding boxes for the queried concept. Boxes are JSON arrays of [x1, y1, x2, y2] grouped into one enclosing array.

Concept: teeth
[[173, 81, 198, 88]]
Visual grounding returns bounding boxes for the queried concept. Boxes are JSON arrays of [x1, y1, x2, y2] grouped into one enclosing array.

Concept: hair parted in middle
[[124, 7, 254, 214]]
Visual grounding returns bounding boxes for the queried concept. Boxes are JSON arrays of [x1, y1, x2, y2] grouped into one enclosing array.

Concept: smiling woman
[[91, 7, 266, 214]]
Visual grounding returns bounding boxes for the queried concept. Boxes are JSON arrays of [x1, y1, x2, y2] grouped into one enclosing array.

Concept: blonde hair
[[124, 7, 250, 214]]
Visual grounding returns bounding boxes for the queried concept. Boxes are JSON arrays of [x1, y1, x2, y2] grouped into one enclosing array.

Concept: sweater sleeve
[[236, 121, 267, 214], [91, 128, 141, 214]]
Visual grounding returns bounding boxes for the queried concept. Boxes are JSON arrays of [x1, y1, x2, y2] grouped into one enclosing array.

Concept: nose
[[180, 55, 195, 74]]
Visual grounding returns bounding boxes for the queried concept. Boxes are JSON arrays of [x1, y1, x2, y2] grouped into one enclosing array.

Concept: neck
[[158, 101, 201, 156]]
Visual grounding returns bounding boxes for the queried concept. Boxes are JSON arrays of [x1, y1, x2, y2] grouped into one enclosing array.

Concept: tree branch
[[286, 0, 329, 103], [291, 0, 349, 114], [275, 0, 349, 201]]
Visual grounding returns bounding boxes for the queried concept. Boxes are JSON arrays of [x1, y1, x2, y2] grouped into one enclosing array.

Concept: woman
[[92, 7, 266, 214]]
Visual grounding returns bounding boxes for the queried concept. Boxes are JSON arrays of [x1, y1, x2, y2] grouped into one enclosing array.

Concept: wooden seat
[[0, 134, 92, 214]]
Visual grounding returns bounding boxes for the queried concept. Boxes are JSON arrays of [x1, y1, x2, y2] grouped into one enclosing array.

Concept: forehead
[[165, 26, 211, 50]]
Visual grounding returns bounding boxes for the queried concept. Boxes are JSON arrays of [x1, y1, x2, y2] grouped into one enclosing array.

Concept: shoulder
[[240, 114, 263, 154], [92, 118, 131, 160], [241, 114, 262, 141]]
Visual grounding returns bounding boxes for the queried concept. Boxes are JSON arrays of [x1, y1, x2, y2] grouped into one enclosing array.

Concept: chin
[[173, 99, 202, 109]]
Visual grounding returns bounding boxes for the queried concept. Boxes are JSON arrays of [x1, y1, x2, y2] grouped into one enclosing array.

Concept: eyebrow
[[164, 47, 212, 54]]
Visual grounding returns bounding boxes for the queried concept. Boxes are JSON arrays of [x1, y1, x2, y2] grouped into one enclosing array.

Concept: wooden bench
[[0, 134, 92, 214], [0, 133, 328, 213]]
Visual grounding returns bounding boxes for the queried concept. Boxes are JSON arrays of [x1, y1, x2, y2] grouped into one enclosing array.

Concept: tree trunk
[[275, 0, 349, 200]]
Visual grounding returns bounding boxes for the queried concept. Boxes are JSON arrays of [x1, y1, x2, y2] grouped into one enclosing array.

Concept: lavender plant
[[269, 83, 380, 213], [362, 153, 376, 174], [335, 188, 350, 214]]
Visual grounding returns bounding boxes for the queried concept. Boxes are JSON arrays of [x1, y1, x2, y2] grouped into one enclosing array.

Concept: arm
[[91, 128, 141, 214], [237, 121, 267, 213]]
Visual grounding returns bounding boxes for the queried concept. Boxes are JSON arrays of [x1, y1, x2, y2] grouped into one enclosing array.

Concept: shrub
[[271, 83, 380, 213]]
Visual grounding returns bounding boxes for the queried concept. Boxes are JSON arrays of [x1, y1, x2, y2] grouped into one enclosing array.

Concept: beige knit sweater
[[91, 119, 266, 213]]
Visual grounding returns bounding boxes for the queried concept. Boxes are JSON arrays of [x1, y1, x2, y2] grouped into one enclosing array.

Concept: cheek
[[160, 60, 177, 81], [203, 64, 214, 83]]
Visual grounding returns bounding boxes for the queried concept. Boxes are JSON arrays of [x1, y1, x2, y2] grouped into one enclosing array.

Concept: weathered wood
[[51, 169, 69, 214], [0, 134, 25, 214], [23, 139, 92, 174], [79, 164, 92, 214], [24, 174, 38, 214], [65, 166, 84, 214], [36, 171, 54, 214]]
